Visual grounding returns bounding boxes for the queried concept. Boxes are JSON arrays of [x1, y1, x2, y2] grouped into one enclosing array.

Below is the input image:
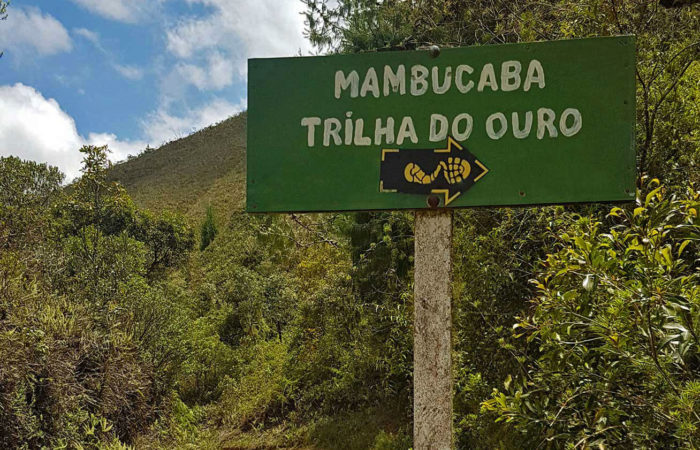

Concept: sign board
[[247, 36, 636, 213]]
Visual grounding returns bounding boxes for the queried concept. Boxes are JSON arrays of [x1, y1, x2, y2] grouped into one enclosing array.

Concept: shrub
[[484, 181, 700, 447], [200, 205, 218, 251]]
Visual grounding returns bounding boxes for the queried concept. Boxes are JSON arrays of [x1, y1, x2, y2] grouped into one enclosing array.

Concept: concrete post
[[413, 209, 453, 449]]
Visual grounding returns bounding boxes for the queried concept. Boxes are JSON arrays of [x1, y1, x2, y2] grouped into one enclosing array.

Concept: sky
[[0, 0, 313, 179]]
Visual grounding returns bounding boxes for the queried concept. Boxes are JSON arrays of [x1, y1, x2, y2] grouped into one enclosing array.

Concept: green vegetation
[[200, 205, 218, 251], [108, 113, 246, 222], [1, 1, 698, 448], [0, 148, 194, 448], [483, 182, 700, 447]]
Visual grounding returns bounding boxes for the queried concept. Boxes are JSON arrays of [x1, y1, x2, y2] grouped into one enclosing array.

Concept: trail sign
[[380, 136, 489, 206], [247, 35, 637, 449], [247, 35, 636, 213]]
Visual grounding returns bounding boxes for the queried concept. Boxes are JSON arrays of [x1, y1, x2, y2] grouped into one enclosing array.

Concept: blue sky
[[0, 0, 311, 179]]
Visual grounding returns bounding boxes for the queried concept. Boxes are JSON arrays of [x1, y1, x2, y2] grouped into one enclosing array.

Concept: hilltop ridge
[[108, 112, 247, 221]]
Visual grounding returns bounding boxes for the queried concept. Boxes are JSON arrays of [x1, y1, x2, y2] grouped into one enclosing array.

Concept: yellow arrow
[[430, 188, 461, 206], [434, 136, 463, 154], [382, 148, 399, 161]]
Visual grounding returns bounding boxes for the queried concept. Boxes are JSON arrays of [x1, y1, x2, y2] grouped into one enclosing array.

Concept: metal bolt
[[427, 195, 440, 208], [428, 45, 440, 58]]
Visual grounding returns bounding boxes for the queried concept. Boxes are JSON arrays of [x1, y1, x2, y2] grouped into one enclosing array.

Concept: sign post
[[247, 36, 636, 448], [414, 209, 453, 449]]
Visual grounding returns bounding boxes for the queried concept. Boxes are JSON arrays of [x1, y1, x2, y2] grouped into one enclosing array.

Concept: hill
[[108, 112, 246, 221]]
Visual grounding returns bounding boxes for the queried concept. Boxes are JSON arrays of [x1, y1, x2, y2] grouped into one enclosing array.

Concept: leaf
[[608, 207, 624, 217], [626, 244, 644, 254], [659, 334, 679, 350], [678, 240, 690, 257], [645, 187, 662, 207], [660, 246, 674, 267], [663, 322, 688, 334], [504, 374, 512, 390], [667, 295, 691, 311], [524, 399, 537, 413]]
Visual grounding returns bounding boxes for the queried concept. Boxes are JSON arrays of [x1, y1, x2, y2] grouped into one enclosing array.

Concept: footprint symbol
[[404, 157, 471, 185]]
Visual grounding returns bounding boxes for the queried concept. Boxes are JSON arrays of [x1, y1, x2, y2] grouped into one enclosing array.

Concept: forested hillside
[[108, 113, 247, 221], [1, 1, 699, 449]]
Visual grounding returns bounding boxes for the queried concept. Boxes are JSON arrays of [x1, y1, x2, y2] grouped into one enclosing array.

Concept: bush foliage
[[483, 181, 700, 447]]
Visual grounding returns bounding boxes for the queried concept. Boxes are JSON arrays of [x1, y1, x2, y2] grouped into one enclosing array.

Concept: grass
[[307, 407, 411, 450], [215, 406, 411, 450]]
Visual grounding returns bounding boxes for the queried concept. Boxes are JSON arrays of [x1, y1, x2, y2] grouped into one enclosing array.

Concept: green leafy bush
[[484, 181, 700, 447], [0, 149, 195, 447]]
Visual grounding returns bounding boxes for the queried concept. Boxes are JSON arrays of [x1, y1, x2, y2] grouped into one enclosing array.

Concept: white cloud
[[85, 132, 145, 161], [167, 0, 310, 59], [73, 28, 100, 46], [0, 7, 72, 56], [165, 0, 311, 86], [176, 51, 234, 90], [73, 28, 145, 81], [0, 84, 243, 181], [69, 0, 162, 23], [0, 84, 145, 180], [113, 63, 144, 80], [143, 98, 246, 144]]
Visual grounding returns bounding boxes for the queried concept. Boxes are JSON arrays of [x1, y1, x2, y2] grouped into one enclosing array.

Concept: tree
[[200, 205, 218, 251], [0, 1, 8, 58], [62, 146, 194, 278], [1, 149, 198, 447], [0, 156, 63, 250]]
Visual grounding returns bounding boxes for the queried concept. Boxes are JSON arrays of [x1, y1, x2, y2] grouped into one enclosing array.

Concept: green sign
[[247, 36, 636, 213]]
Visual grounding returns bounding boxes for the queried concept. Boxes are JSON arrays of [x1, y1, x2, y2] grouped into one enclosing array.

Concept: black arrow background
[[380, 145, 487, 197]]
